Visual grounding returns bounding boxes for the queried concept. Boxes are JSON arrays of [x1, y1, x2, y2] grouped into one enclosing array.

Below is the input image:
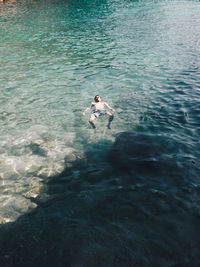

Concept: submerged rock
[[0, 125, 80, 223], [109, 131, 187, 176], [1, 130, 199, 266], [0, 195, 37, 223]]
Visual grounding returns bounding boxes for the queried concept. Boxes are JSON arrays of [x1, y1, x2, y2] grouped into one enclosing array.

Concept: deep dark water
[[0, 131, 200, 267]]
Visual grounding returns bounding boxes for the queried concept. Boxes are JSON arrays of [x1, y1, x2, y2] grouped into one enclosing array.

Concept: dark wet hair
[[94, 95, 100, 102]]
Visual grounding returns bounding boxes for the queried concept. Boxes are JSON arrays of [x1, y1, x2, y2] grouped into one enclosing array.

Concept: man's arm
[[83, 103, 93, 115], [104, 102, 115, 112]]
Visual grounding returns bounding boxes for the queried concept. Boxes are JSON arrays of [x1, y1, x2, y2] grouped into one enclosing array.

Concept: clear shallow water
[[0, 0, 200, 265]]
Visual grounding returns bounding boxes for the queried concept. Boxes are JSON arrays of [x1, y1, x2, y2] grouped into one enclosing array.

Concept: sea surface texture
[[0, 0, 200, 266]]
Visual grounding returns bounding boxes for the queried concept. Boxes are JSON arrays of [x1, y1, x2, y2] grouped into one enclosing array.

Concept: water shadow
[[0, 131, 200, 267]]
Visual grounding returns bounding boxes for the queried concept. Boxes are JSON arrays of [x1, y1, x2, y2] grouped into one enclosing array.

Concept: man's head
[[94, 95, 101, 102]]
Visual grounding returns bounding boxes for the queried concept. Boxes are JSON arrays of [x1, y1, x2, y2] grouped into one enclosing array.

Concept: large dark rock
[[0, 132, 200, 267], [110, 131, 187, 175]]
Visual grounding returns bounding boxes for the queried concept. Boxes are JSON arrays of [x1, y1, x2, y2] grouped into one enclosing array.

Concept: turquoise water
[[1, 0, 200, 265], [1, 0, 199, 136]]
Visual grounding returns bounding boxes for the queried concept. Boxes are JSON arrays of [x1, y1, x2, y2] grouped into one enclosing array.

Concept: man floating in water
[[83, 95, 115, 129]]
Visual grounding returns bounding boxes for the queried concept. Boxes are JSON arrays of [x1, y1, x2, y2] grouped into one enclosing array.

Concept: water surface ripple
[[0, 0, 200, 266]]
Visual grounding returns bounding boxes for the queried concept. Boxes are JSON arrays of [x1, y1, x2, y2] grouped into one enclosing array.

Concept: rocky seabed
[[0, 125, 80, 223]]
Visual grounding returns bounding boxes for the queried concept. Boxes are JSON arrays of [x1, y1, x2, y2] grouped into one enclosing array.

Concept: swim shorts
[[93, 110, 108, 118]]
